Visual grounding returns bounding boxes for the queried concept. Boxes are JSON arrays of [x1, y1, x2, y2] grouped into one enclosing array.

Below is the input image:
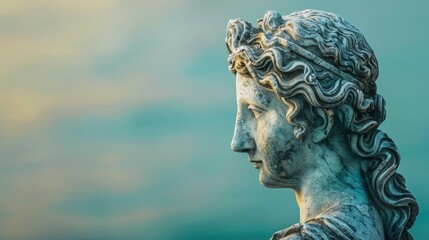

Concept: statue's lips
[[250, 159, 263, 169]]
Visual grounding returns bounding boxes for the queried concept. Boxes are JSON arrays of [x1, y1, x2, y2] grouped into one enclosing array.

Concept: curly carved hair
[[226, 10, 418, 240]]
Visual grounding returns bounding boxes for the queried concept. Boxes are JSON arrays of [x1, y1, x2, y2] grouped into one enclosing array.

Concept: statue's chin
[[259, 171, 283, 188], [259, 170, 297, 189]]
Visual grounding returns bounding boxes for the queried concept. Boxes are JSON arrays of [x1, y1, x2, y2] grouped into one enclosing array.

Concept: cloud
[[0, 127, 209, 239], [0, 0, 194, 136], [0, 153, 145, 239], [0, 71, 175, 135]]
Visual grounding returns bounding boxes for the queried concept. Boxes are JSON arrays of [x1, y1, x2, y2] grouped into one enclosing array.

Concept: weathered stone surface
[[226, 10, 418, 240]]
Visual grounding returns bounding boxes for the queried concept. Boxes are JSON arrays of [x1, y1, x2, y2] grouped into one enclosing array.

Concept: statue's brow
[[240, 98, 269, 110]]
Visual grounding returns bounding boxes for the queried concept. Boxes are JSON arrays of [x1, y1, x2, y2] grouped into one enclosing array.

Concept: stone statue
[[226, 10, 418, 240]]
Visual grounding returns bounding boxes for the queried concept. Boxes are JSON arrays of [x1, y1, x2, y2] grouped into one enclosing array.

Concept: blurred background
[[0, 0, 428, 239]]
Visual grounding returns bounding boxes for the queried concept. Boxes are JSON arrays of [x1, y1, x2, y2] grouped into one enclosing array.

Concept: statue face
[[231, 73, 308, 189]]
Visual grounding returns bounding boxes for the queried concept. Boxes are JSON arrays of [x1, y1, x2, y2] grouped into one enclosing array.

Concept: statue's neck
[[293, 144, 369, 222]]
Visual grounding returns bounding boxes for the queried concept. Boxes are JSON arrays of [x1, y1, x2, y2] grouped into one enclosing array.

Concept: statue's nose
[[231, 120, 255, 153]]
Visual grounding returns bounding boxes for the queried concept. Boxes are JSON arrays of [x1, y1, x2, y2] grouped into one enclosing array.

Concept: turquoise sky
[[0, 0, 428, 239]]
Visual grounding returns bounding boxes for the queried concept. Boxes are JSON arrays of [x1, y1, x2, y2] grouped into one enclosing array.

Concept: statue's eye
[[248, 105, 264, 118]]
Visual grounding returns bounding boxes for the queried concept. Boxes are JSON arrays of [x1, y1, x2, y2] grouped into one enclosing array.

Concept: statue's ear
[[311, 108, 334, 143]]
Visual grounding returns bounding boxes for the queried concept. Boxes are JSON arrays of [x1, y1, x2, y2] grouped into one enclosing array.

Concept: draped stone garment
[[270, 204, 383, 240]]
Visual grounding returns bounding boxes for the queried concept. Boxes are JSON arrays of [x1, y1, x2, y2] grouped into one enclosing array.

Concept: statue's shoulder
[[270, 204, 382, 240], [270, 216, 361, 240]]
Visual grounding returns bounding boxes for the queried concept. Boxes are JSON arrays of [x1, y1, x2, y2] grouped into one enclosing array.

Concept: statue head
[[227, 10, 418, 240]]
